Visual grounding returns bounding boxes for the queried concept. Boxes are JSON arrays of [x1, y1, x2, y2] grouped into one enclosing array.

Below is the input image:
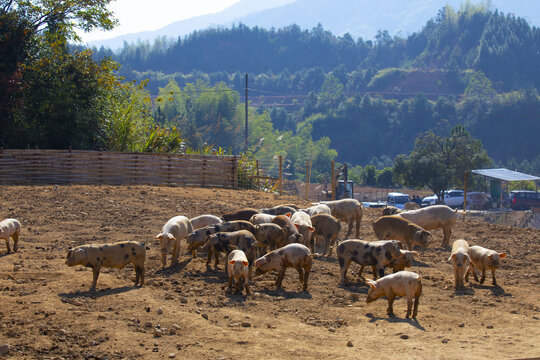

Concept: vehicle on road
[[421, 190, 470, 208], [387, 192, 410, 210], [506, 190, 540, 210]]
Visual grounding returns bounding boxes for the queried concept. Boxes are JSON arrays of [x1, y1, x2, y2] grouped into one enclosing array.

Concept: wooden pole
[[279, 155, 283, 196], [256, 160, 260, 190], [331, 160, 336, 200], [245, 74, 248, 151], [463, 170, 468, 221], [305, 160, 309, 200]]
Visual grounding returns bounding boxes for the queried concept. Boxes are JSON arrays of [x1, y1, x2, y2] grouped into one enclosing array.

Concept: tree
[[393, 125, 491, 203]]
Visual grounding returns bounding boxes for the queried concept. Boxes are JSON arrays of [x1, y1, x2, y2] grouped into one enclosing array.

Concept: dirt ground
[[0, 185, 539, 360]]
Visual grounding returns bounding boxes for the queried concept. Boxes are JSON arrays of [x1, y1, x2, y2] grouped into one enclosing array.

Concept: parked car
[[387, 192, 410, 210], [421, 190, 470, 208], [507, 190, 540, 211]]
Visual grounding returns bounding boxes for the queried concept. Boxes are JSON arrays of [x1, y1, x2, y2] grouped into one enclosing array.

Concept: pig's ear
[[448, 253, 456, 262], [167, 234, 176, 241], [228, 260, 235, 265], [66, 249, 73, 259], [242, 261, 249, 266], [285, 212, 292, 218], [154, 233, 163, 240], [411, 251, 420, 258], [367, 281, 376, 289], [308, 226, 315, 232], [294, 224, 300, 230], [255, 258, 266, 267], [499, 252, 506, 258], [254, 225, 260, 230]]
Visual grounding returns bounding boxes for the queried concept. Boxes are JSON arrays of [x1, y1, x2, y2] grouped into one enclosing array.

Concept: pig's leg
[[346, 218, 353, 238], [303, 261, 312, 291], [214, 251, 220, 269], [355, 216, 360, 238], [294, 264, 304, 283], [339, 257, 352, 285], [4, 238, 11, 254], [480, 267, 486, 284], [172, 240, 179, 266], [205, 249, 212, 267], [91, 267, 101, 291], [442, 227, 451, 247], [491, 268, 497, 286], [244, 274, 251, 295], [228, 271, 233, 292], [275, 268, 286, 289], [413, 292, 420, 318], [386, 294, 395, 317], [134, 266, 141, 286], [12, 232, 19, 252]]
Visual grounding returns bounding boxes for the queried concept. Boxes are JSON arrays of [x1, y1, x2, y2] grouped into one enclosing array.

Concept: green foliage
[[367, 68, 408, 90], [393, 125, 491, 201]]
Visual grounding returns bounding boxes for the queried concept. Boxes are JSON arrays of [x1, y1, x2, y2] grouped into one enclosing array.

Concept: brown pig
[[254, 243, 312, 291], [65, 241, 146, 291]]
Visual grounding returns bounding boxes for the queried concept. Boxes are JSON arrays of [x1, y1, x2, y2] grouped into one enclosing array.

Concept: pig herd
[[1, 200, 507, 319]]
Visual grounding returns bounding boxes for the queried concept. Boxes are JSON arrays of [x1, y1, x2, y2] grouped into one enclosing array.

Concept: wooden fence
[[0, 149, 238, 188]]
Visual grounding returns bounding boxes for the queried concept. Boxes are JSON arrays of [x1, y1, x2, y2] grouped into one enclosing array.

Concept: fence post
[[232, 155, 238, 189], [305, 160, 309, 200], [256, 160, 260, 190], [331, 160, 336, 200], [279, 155, 283, 196], [463, 170, 468, 221]]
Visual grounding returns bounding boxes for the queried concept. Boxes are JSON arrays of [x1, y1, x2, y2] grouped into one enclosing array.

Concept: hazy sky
[[79, 0, 242, 43]]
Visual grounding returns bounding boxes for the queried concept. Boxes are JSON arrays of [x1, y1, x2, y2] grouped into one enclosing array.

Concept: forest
[[2, 1, 540, 188]]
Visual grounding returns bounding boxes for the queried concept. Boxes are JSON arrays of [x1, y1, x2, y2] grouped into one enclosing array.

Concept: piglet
[[254, 243, 312, 291], [466, 245, 506, 286], [0, 218, 21, 254], [448, 239, 470, 290], [366, 271, 422, 318], [227, 250, 251, 295]]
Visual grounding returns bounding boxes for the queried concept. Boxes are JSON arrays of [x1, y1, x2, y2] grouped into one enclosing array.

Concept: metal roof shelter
[[471, 168, 540, 182]]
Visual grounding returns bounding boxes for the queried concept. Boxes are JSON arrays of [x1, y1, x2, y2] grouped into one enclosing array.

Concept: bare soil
[[0, 185, 539, 360]]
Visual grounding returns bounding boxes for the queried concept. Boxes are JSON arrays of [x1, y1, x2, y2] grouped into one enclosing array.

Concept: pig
[[249, 213, 278, 225], [314, 199, 363, 238], [186, 220, 256, 256], [65, 241, 145, 291], [388, 250, 420, 273], [310, 213, 341, 256], [201, 230, 258, 279], [253, 223, 287, 253], [372, 215, 432, 250], [221, 208, 260, 222], [271, 215, 304, 245], [0, 218, 21, 254], [337, 239, 402, 285], [398, 205, 458, 247], [290, 211, 315, 249], [366, 271, 422, 318], [190, 214, 222, 230], [259, 205, 298, 215], [154, 215, 193, 268], [227, 250, 251, 295], [448, 239, 471, 290], [301, 204, 331, 216], [254, 243, 312, 291], [382, 206, 400, 216], [466, 245, 506, 286]]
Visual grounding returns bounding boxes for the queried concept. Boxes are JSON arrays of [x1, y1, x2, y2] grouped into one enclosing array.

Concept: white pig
[[227, 249, 251, 295], [366, 271, 422, 318], [154, 215, 193, 268], [0, 218, 21, 254], [466, 245, 506, 286], [448, 239, 471, 290]]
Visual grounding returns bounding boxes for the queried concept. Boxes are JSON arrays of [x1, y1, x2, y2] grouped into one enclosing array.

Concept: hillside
[[88, 0, 540, 50]]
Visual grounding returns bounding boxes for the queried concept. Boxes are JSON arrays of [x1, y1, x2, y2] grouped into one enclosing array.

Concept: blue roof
[[471, 168, 540, 182]]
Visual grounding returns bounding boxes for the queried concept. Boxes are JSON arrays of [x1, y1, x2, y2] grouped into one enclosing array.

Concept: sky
[[79, 0, 242, 43]]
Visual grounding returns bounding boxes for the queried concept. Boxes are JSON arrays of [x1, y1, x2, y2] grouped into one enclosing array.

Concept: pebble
[[442, 339, 450, 344], [328, 327, 336, 332], [168, 353, 176, 358], [486, 325, 494, 329], [459, 323, 465, 327], [157, 308, 163, 315], [202, 313, 209, 320], [241, 322, 251, 327], [346, 340, 353, 347], [0, 344, 10, 355], [153, 329, 163, 337], [400, 334, 409, 340], [180, 297, 188, 304]]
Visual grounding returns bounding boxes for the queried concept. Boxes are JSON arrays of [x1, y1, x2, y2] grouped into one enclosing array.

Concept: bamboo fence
[[0, 149, 238, 188]]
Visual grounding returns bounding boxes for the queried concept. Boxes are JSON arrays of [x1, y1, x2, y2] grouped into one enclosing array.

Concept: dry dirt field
[[0, 185, 539, 360]]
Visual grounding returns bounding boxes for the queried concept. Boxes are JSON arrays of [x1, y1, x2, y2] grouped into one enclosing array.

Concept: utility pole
[[245, 73, 248, 151]]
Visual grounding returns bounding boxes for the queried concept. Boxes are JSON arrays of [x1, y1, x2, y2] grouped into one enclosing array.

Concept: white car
[[421, 190, 470, 208], [387, 192, 410, 210]]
